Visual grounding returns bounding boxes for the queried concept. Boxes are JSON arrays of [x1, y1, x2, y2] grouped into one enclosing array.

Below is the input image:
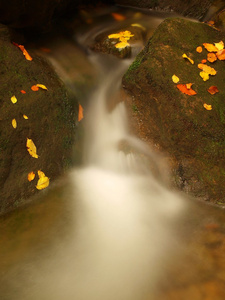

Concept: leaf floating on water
[[28, 171, 35, 181], [23, 114, 28, 119], [182, 53, 194, 64], [214, 41, 224, 50], [196, 46, 202, 53], [203, 43, 218, 52], [36, 170, 49, 190], [13, 42, 33, 61], [207, 53, 217, 63], [198, 63, 216, 75], [172, 74, 179, 83], [31, 85, 39, 91], [36, 84, 47, 90], [12, 119, 17, 128], [78, 104, 84, 122], [26, 138, 38, 158], [111, 12, 126, 21], [203, 103, 212, 110], [21, 90, 26, 94], [207, 86, 219, 95], [176, 84, 197, 95], [11, 95, 17, 103], [216, 49, 225, 60]]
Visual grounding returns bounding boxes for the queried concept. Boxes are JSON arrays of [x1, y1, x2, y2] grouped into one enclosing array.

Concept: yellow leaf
[[214, 41, 224, 50], [199, 71, 209, 81], [182, 53, 194, 64], [196, 46, 202, 53], [108, 30, 134, 46], [198, 64, 216, 75], [23, 114, 28, 119], [108, 33, 122, 39], [12, 119, 17, 128], [115, 41, 130, 48], [203, 43, 218, 52], [36, 170, 49, 190], [78, 104, 84, 122], [172, 74, 179, 83], [11, 95, 17, 103], [28, 171, 35, 181], [131, 23, 146, 30], [36, 84, 48, 90], [203, 103, 212, 110], [26, 138, 38, 158], [207, 52, 217, 63]]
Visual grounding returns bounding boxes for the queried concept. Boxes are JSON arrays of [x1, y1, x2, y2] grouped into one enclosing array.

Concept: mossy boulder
[[0, 24, 78, 214], [123, 18, 225, 205]]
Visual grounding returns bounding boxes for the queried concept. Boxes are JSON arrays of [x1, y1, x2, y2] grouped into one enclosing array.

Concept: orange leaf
[[203, 103, 212, 110], [13, 42, 32, 61], [203, 43, 218, 52], [111, 12, 126, 21], [207, 86, 219, 95], [176, 84, 197, 95], [21, 90, 26, 94], [198, 63, 216, 75], [28, 171, 35, 181], [78, 104, 84, 121], [31, 85, 39, 91], [216, 49, 225, 60], [207, 52, 217, 63], [196, 46, 202, 53], [201, 59, 207, 63]]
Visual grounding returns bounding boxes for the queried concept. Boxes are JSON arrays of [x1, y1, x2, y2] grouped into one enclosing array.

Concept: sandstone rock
[[123, 18, 225, 205]]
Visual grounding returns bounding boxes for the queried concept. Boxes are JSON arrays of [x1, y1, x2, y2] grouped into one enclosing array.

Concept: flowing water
[[0, 6, 225, 300]]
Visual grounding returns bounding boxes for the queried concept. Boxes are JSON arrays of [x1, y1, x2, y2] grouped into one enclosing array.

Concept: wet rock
[[0, 24, 78, 214], [91, 24, 146, 58], [122, 18, 225, 204], [114, 0, 213, 20]]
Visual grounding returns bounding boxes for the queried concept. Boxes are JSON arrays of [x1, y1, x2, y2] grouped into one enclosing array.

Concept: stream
[[0, 6, 225, 300]]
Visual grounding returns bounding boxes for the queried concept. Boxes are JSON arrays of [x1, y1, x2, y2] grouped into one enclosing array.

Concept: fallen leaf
[[12, 119, 17, 128], [198, 63, 216, 75], [131, 23, 146, 30], [216, 49, 225, 60], [111, 12, 126, 21], [108, 30, 134, 48], [203, 103, 212, 110], [11, 95, 17, 103], [78, 104, 84, 122], [36, 170, 49, 190], [172, 74, 179, 83], [208, 20, 215, 25], [201, 59, 207, 63], [36, 84, 47, 90], [207, 86, 219, 95], [199, 71, 209, 81], [108, 33, 122, 39], [13, 42, 32, 61], [26, 138, 38, 158], [182, 53, 194, 64], [185, 83, 193, 89], [115, 41, 130, 48], [196, 46, 202, 53], [31, 85, 39, 91], [21, 90, 26, 94], [23, 114, 28, 119], [28, 171, 35, 181], [214, 41, 224, 50], [203, 43, 218, 52], [176, 84, 197, 95], [207, 52, 217, 62]]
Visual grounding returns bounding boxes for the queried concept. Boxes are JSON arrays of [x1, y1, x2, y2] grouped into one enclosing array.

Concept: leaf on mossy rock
[[198, 64, 216, 75], [176, 83, 197, 95], [26, 138, 38, 158], [182, 53, 194, 64], [36, 170, 49, 190], [207, 86, 219, 95], [13, 42, 33, 61], [12, 119, 17, 128], [216, 49, 225, 60], [172, 74, 179, 83], [196, 46, 202, 53], [78, 104, 84, 122], [203, 43, 218, 52], [203, 103, 212, 110], [11, 95, 17, 103], [207, 53, 217, 63], [28, 171, 35, 181]]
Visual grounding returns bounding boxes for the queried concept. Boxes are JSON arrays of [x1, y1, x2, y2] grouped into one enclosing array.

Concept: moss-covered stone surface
[[123, 18, 225, 205], [0, 24, 78, 214]]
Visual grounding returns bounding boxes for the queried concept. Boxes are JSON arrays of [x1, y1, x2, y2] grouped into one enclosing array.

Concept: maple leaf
[[36, 170, 50, 190], [11, 95, 17, 103], [176, 84, 197, 95], [172, 74, 179, 83], [207, 86, 219, 95], [78, 104, 84, 122], [196, 46, 202, 53], [26, 138, 38, 158], [12, 119, 17, 128], [216, 49, 225, 60], [207, 53, 217, 63], [203, 103, 212, 110], [28, 171, 35, 181], [182, 53, 194, 64], [198, 63, 216, 75], [13, 42, 32, 61], [203, 43, 218, 52]]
